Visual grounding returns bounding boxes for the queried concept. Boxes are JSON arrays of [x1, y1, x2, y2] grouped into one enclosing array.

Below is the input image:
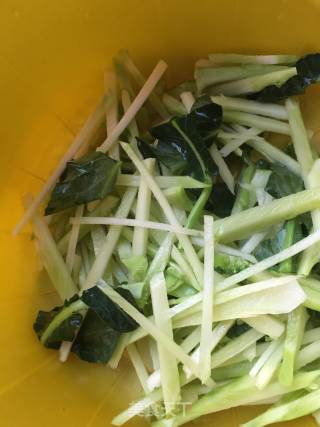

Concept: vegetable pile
[[14, 50, 320, 427]]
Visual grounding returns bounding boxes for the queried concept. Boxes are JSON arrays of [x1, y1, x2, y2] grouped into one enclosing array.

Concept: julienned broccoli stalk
[[247, 138, 301, 176], [116, 174, 208, 189], [208, 53, 298, 65], [150, 273, 181, 414], [211, 329, 263, 369], [23, 195, 78, 301], [120, 232, 198, 362], [277, 220, 297, 273], [299, 164, 320, 274], [209, 145, 235, 194], [286, 98, 314, 183], [141, 233, 175, 303], [99, 281, 201, 379], [185, 185, 212, 229], [285, 98, 320, 275], [223, 110, 290, 135], [255, 339, 283, 390], [82, 187, 137, 290], [215, 229, 320, 292], [199, 216, 215, 384], [163, 187, 194, 211], [245, 315, 284, 339], [162, 93, 187, 116], [98, 60, 167, 154], [299, 277, 320, 311], [120, 141, 204, 286], [211, 95, 288, 120], [127, 280, 302, 347], [150, 371, 320, 427], [126, 343, 150, 394], [126, 158, 154, 281], [180, 91, 195, 113], [278, 306, 307, 387], [214, 187, 320, 243], [241, 388, 320, 427], [146, 226, 200, 291], [172, 279, 305, 329], [183, 321, 233, 382], [117, 49, 170, 120], [232, 164, 256, 214], [195, 64, 290, 93], [57, 195, 119, 255], [296, 340, 320, 369], [209, 67, 297, 96], [214, 361, 254, 381]]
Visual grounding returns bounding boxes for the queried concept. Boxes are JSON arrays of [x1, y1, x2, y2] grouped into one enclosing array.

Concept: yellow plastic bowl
[[2, 0, 320, 425]]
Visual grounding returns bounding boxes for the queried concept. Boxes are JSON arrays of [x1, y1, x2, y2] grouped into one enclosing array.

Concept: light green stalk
[[299, 161, 320, 275], [82, 187, 137, 290], [57, 195, 119, 255], [287, 98, 320, 275], [277, 220, 297, 273], [163, 187, 194, 211], [299, 277, 320, 311], [241, 388, 320, 427], [278, 306, 308, 387], [215, 188, 320, 243], [162, 93, 187, 116], [118, 49, 169, 119], [247, 137, 301, 176], [209, 67, 297, 96], [211, 95, 288, 120], [121, 142, 203, 286], [24, 195, 78, 300], [132, 158, 155, 257], [151, 371, 320, 427], [223, 110, 290, 135], [195, 65, 289, 92], [208, 53, 298, 65], [232, 164, 256, 214]]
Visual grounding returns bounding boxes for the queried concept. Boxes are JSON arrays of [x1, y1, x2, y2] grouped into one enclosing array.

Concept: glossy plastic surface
[[1, 0, 320, 425]]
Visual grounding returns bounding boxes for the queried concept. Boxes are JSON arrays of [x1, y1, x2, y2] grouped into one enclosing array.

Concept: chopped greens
[[19, 50, 320, 427], [45, 152, 121, 215]]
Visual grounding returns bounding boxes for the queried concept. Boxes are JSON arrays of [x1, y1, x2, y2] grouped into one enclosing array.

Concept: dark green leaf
[[33, 296, 83, 349], [137, 138, 188, 175], [265, 162, 304, 199], [34, 291, 126, 363], [307, 309, 320, 328], [72, 310, 120, 363], [254, 226, 288, 263], [250, 54, 320, 102], [285, 143, 298, 160], [45, 152, 121, 215], [190, 95, 213, 114], [206, 182, 235, 218], [81, 286, 138, 332], [138, 103, 222, 181], [227, 322, 251, 338], [254, 220, 303, 272], [300, 212, 313, 236]]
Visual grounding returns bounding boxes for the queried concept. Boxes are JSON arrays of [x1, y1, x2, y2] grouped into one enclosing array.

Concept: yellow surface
[[1, 0, 320, 425]]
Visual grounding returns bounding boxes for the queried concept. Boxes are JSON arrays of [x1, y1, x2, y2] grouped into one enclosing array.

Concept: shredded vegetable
[[19, 50, 320, 427]]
